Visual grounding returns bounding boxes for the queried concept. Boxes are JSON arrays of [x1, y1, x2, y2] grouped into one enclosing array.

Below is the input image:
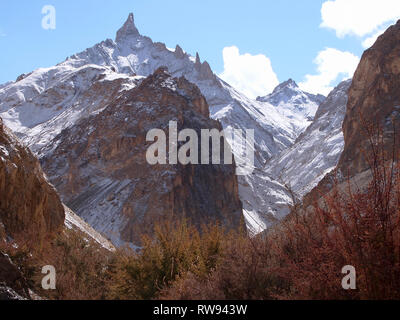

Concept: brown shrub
[[0, 228, 112, 300], [106, 219, 229, 300]]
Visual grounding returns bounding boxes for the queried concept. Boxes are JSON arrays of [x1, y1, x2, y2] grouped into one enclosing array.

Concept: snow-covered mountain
[[264, 79, 350, 198], [257, 79, 325, 135], [0, 13, 332, 237], [242, 80, 349, 234], [0, 14, 298, 162]]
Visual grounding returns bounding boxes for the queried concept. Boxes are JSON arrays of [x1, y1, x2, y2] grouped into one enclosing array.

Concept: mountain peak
[[116, 13, 140, 42], [275, 78, 298, 91], [257, 79, 299, 102]]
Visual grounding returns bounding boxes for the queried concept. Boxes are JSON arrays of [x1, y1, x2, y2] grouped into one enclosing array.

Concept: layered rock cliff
[[339, 20, 400, 177], [304, 20, 400, 207], [40, 68, 243, 245]]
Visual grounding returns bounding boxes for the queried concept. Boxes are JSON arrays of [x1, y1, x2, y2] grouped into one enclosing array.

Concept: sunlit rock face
[[40, 68, 243, 246], [0, 117, 65, 241], [303, 20, 400, 207], [339, 20, 400, 177]]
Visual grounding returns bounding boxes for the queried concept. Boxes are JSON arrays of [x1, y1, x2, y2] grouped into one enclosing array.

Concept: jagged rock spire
[[116, 13, 140, 42], [174, 45, 185, 59], [195, 52, 201, 66]]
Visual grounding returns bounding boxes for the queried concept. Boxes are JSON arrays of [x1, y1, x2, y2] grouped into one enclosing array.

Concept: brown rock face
[[0, 252, 29, 299], [339, 20, 400, 176], [40, 68, 242, 245], [0, 118, 65, 240], [303, 20, 400, 206]]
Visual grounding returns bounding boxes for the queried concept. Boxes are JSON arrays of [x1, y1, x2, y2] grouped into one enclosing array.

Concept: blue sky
[[1, 0, 399, 96]]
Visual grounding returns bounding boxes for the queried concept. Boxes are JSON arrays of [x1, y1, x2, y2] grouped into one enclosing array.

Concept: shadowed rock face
[[338, 20, 400, 177], [0, 252, 29, 300], [40, 68, 243, 246], [0, 118, 65, 240], [303, 20, 400, 207]]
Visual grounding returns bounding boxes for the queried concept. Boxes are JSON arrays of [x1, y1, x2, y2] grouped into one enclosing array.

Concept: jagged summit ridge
[[273, 78, 298, 92], [116, 13, 140, 42], [256, 79, 326, 135], [257, 78, 324, 107]]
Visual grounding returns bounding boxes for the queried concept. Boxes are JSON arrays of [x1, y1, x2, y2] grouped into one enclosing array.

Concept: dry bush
[[161, 234, 289, 300], [0, 228, 112, 300], [273, 132, 400, 299], [106, 219, 229, 300]]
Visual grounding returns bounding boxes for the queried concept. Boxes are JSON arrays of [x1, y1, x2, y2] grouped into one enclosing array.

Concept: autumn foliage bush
[[106, 220, 231, 299], [0, 227, 113, 300]]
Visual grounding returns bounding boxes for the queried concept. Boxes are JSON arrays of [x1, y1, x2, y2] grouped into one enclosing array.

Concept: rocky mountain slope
[[1, 116, 114, 299], [39, 68, 242, 245], [0, 117, 111, 248], [265, 79, 351, 198], [0, 252, 30, 300], [0, 117, 65, 239], [304, 20, 400, 208], [241, 80, 349, 233], [257, 79, 325, 135]]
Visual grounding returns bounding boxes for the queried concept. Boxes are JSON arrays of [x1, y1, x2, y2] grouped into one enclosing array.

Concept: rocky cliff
[[339, 20, 400, 177], [0, 118, 65, 240], [40, 68, 243, 245], [303, 20, 400, 207]]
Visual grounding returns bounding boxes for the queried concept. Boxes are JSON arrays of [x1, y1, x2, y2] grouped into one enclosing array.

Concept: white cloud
[[299, 48, 359, 96], [361, 29, 386, 48], [321, 0, 400, 38], [219, 46, 279, 99]]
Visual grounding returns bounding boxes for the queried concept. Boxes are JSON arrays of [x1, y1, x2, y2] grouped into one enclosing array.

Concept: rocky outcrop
[[0, 118, 65, 240], [116, 13, 139, 43], [303, 20, 400, 207], [40, 68, 243, 246], [174, 45, 186, 59], [338, 20, 400, 177]]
